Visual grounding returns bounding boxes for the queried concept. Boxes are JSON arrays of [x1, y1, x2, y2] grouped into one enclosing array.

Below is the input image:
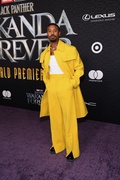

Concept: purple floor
[[0, 105, 120, 180]]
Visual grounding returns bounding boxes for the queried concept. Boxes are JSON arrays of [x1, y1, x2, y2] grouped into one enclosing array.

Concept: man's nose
[[51, 30, 55, 34]]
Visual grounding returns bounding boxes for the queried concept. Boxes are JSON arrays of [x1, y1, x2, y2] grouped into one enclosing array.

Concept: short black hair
[[47, 23, 60, 32]]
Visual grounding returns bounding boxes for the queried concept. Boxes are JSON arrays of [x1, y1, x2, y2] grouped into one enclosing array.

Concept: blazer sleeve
[[39, 51, 49, 85]]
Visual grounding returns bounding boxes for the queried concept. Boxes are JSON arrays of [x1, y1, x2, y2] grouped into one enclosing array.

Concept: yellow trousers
[[47, 74, 80, 158]]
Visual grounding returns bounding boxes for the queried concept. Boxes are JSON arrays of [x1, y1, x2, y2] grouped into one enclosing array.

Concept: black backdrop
[[0, 0, 120, 124]]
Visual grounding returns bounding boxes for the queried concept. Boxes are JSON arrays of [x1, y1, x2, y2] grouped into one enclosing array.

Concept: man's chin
[[50, 39, 57, 42]]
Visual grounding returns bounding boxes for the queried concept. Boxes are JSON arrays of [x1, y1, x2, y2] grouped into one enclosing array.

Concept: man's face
[[47, 25, 60, 42]]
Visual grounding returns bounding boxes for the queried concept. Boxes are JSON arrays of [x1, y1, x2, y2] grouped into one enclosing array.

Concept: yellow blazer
[[40, 40, 88, 118]]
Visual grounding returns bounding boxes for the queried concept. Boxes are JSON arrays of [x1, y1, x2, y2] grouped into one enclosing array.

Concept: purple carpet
[[0, 105, 120, 180]]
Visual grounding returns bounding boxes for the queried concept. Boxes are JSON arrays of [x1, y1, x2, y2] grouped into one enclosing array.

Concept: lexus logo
[[91, 42, 103, 54], [82, 13, 115, 21], [2, 90, 11, 98], [88, 70, 103, 80], [82, 14, 90, 21]]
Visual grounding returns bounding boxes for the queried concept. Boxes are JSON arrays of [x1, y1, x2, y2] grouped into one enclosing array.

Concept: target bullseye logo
[[91, 42, 103, 54]]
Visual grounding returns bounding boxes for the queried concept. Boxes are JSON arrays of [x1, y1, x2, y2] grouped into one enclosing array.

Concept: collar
[[46, 40, 65, 52]]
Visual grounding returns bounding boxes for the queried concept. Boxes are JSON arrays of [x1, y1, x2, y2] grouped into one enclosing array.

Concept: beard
[[50, 39, 57, 42], [49, 35, 58, 42]]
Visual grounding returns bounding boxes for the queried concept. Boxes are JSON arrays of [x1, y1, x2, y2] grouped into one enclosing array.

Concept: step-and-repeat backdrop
[[0, 0, 120, 124]]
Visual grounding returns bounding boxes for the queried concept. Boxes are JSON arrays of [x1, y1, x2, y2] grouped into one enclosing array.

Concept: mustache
[[50, 35, 56, 38]]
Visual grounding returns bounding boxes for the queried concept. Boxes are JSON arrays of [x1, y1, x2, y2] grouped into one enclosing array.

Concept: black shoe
[[66, 152, 74, 162], [50, 147, 55, 154]]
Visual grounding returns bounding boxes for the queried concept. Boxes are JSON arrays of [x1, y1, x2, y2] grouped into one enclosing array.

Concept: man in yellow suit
[[40, 23, 88, 161]]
